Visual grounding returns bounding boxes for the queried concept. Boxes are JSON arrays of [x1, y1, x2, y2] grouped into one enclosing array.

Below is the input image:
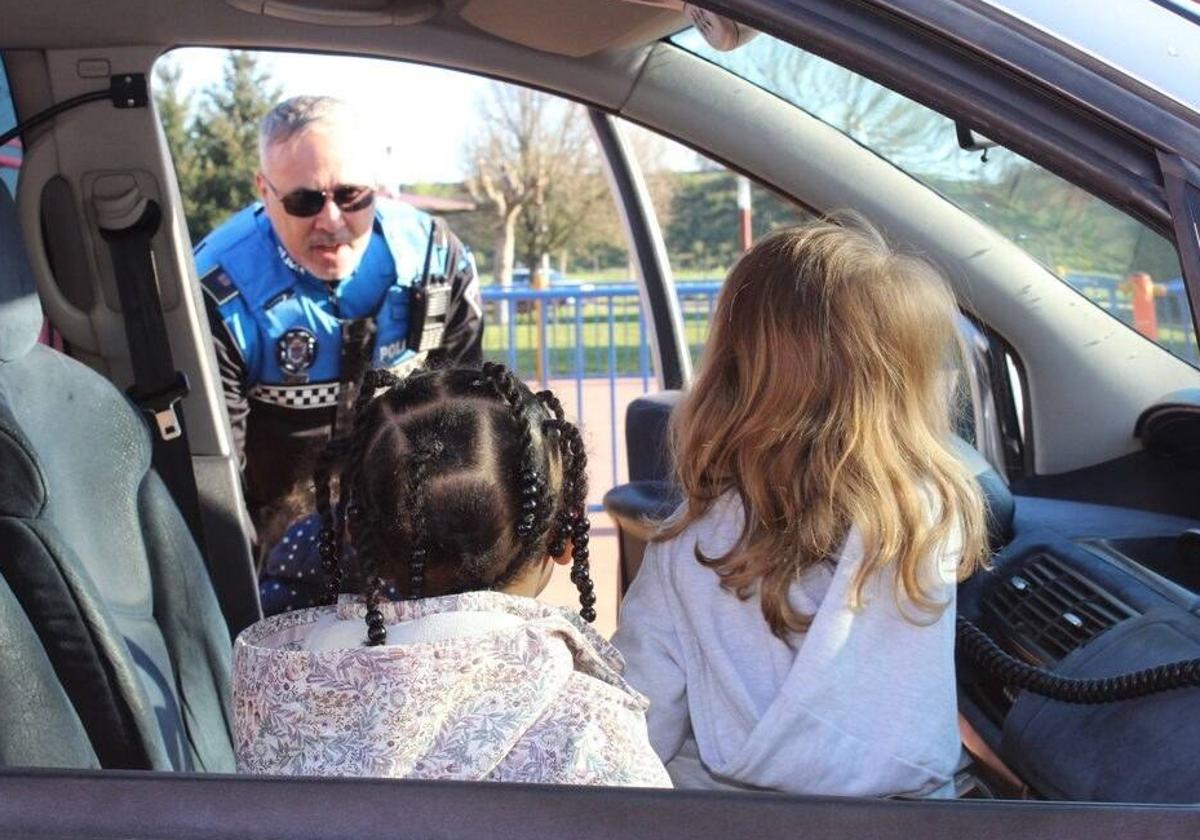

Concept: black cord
[[0, 89, 109, 148], [0, 74, 148, 148], [957, 617, 1200, 704]]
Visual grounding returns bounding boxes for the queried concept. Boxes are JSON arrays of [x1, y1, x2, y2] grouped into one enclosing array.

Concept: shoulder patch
[[200, 266, 240, 307]]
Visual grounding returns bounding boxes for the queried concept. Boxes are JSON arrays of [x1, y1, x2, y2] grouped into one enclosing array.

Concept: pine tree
[[184, 51, 281, 241], [154, 60, 201, 231]]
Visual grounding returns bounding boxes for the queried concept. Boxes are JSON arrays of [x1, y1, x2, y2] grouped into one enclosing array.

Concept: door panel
[[2, 768, 1199, 839]]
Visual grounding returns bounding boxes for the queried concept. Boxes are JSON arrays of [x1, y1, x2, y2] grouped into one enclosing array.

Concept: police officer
[[195, 96, 482, 612]]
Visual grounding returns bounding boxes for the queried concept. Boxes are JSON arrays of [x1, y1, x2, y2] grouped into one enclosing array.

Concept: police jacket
[[195, 198, 482, 540]]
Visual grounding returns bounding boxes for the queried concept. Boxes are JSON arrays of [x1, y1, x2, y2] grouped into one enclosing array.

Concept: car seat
[[0, 182, 234, 771]]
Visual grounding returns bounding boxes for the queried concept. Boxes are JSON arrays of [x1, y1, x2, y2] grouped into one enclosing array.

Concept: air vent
[[983, 554, 1138, 663]]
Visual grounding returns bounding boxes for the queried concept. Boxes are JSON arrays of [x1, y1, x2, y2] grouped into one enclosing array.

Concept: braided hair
[[312, 362, 597, 646]]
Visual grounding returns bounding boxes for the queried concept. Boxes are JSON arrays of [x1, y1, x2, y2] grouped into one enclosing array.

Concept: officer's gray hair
[[258, 95, 359, 162]]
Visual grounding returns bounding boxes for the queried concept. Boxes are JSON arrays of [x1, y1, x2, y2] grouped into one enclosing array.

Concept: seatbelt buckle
[[128, 372, 190, 442]]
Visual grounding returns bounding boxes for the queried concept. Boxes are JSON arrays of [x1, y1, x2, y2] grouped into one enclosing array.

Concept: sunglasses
[[262, 175, 375, 218]]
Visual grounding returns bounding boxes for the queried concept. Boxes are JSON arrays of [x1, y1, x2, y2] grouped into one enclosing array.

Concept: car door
[[601, 0, 1200, 810], [3, 0, 1200, 836]]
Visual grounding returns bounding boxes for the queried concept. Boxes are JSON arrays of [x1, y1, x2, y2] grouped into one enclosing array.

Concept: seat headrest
[[0, 182, 44, 362]]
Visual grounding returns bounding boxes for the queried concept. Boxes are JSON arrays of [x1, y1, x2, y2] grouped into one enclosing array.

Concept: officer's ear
[[255, 172, 270, 205]]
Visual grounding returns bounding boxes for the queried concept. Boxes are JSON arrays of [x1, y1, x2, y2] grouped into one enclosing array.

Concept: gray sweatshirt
[[612, 492, 962, 798]]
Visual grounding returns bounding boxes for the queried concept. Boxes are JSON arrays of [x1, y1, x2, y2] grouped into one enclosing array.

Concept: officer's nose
[[312, 195, 345, 232]]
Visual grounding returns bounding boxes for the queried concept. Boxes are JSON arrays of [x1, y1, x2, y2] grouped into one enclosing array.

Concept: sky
[[162, 47, 700, 187], [163, 48, 496, 186]]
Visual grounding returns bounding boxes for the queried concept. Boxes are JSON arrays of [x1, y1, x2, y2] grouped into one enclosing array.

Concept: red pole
[[1126, 272, 1159, 341], [737, 175, 752, 251]]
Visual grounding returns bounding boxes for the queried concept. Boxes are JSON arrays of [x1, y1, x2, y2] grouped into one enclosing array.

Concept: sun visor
[[459, 0, 684, 57]]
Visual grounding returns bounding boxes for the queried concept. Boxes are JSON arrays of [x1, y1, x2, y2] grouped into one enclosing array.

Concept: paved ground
[[529, 376, 662, 638]]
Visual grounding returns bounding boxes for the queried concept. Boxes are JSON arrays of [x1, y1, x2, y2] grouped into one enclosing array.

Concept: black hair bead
[[365, 608, 384, 625], [367, 623, 388, 645], [580, 591, 597, 608], [580, 607, 597, 623]]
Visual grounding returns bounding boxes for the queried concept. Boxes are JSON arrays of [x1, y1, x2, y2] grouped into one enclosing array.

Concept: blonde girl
[[612, 213, 987, 798]]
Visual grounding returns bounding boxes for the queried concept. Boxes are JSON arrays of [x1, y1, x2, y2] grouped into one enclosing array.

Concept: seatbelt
[[97, 189, 208, 553]]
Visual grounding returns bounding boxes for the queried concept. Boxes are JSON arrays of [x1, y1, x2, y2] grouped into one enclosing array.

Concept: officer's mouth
[[310, 243, 350, 261]]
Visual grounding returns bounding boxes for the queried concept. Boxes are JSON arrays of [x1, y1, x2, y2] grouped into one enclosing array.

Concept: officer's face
[[257, 125, 377, 281]]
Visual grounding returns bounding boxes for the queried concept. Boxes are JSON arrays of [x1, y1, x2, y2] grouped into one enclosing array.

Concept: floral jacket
[[232, 591, 671, 787]]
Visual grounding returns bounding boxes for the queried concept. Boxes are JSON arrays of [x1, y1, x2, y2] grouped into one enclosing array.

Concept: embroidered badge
[[278, 328, 318, 383], [199, 267, 239, 306]]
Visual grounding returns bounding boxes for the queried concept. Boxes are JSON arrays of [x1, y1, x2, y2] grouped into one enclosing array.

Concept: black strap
[[99, 200, 207, 553], [332, 317, 377, 438]]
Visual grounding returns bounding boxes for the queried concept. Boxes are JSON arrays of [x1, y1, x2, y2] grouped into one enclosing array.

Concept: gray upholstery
[[624, 390, 681, 484], [0, 565, 99, 769], [0, 180, 42, 361], [0, 183, 234, 771]]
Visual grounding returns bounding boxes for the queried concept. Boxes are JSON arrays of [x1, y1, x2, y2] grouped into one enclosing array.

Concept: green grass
[[565, 268, 723, 284], [481, 298, 712, 376], [479, 268, 725, 286]]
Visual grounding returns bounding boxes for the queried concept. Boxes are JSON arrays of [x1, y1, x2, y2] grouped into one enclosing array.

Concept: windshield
[[981, 0, 1200, 115], [670, 28, 1198, 368]]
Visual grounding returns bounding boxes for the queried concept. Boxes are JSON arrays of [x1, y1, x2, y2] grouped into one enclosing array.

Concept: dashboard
[[957, 494, 1200, 803]]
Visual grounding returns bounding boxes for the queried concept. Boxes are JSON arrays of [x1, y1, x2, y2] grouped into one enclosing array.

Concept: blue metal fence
[[480, 281, 721, 509]]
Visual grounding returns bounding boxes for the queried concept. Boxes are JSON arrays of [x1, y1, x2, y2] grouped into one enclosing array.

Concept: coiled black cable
[[956, 617, 1200, 704]]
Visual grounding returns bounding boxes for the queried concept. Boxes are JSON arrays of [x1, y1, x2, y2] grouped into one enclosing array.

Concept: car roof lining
[[0, 0, 687, 58]]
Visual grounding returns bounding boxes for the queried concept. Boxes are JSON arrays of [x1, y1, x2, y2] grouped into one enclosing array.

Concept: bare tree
[[464, 84, 609, 285]]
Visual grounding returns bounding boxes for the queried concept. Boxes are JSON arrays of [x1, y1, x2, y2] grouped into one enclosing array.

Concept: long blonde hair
[[659, 212, 987, 640]]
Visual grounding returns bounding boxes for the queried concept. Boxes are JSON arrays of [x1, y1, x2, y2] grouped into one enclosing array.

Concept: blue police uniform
[[196, 198, 482, 615]]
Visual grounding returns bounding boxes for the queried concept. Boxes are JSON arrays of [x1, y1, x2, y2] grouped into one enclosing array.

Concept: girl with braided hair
[[232, 362, 669, 787], [613, 213, 988, 797]]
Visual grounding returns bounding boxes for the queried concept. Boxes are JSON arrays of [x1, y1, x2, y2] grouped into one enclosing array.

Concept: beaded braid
[[313, 367, 403, 640], [481, 362, 552, 558], [318, 362, 599, 647], [536, 389, 597, 623], [345, 369, 406, 645], [404, 447, 435, 601], [313, 438, 346, 606], [535, 389, 569, 559], [314, 364, 403, 607]]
